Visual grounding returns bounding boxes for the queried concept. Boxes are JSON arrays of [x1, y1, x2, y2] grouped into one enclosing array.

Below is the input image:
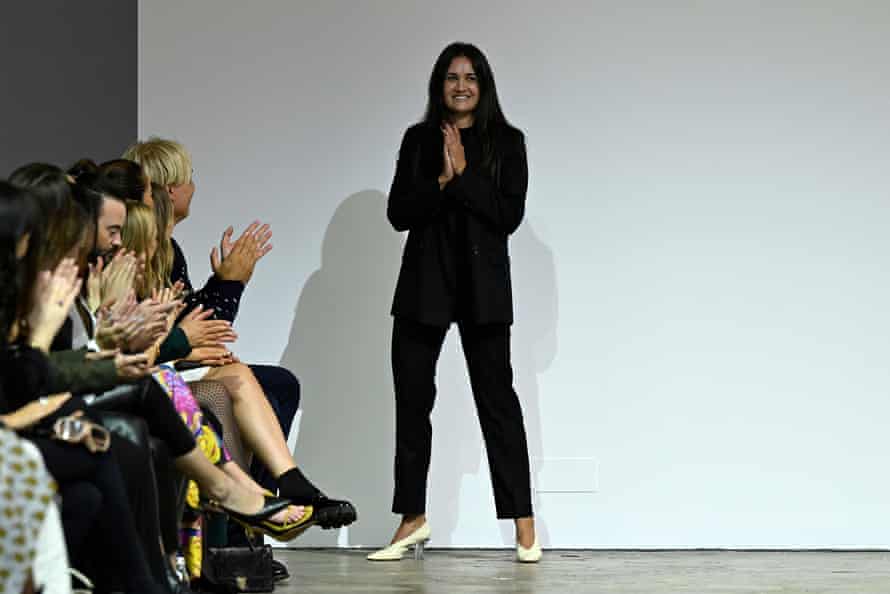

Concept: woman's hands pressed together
[[27, 258, 82, 352], [439, 122, 466, 190], [442, 122, 466, 175]]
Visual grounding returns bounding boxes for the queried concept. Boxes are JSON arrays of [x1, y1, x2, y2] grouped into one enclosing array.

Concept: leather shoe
[[272, 559, 289, 582]]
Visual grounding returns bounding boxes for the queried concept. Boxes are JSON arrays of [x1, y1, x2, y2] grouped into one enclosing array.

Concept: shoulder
[[171, 237, 185, 258], [495, 123, 525, 147], [403, 123, 439, 144]]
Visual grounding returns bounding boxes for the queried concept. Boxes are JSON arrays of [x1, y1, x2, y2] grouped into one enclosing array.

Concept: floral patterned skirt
[[154, 365, 232, 580]]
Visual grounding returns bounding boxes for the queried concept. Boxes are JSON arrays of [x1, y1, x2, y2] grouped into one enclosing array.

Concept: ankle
[[515, 518, 536, 547], [206, 475, 233, 503], [278, 466, 321, 500], [399, 515, 426, 532]]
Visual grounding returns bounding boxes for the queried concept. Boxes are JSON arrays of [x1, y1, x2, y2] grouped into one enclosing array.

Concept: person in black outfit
[[369, 42, 541, 563]]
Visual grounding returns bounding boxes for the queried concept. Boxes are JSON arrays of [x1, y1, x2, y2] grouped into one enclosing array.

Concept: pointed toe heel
[[516, 537, 542, 563], [367, 522, 431, 561]]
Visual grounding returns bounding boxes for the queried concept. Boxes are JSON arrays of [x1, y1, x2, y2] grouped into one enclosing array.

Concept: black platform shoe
[[278, 467, 357, 529], [271, 559, 290, 583]]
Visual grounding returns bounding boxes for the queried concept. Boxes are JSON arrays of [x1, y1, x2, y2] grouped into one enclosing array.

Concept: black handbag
[[200, 544, 275, 593]]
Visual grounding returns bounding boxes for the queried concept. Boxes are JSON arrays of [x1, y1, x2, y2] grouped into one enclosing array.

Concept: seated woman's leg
[[247, 364, 300, 494], [57, 481, 101, 567], [202, 363, 355, 527], [153, 368, 303, 522], [88, 408, 174, 587], [203, 363, 296, 477], [189, 380, 251, 470], [92, 373, 308, 537]]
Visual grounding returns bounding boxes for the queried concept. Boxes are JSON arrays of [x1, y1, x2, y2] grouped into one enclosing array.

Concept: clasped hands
[[438, 121, 466, 190]]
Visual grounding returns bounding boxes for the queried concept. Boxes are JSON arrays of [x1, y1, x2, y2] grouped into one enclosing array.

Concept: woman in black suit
[[369, 42, 540, 563]]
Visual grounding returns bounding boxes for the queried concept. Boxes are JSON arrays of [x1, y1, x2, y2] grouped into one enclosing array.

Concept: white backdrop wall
[[140, 1, 890, 548]]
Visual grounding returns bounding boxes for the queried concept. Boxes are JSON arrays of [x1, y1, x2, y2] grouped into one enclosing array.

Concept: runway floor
[[271, 549, 890, 593]]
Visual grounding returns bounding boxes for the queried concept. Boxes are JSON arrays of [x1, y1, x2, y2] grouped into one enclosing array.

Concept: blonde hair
[[122, 201, 164, 299], [150, 183, 174, 287], [122, 137, 192, 187]]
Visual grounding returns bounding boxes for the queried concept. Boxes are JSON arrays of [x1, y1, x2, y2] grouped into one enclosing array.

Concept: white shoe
[[367, 522, 431, 561], [516, 537, 542, 563]]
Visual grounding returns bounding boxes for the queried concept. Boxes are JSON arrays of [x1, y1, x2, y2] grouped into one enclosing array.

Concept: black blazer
[[387, 122, 528, 326]]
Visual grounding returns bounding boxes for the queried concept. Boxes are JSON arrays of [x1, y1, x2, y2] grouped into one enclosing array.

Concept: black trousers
[[391, 317, 533, 519], [33, 435, 165, 594]]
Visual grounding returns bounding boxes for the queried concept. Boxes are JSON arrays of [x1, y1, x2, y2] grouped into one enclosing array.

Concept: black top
[[0, 344, 50, 414], [387, 122, 527, 326], [171, 237, 245, 323]]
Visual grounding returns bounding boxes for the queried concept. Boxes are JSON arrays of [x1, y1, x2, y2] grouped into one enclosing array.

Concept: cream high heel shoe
[[367, 522, 431, 561], [516, 537, 542, 563]]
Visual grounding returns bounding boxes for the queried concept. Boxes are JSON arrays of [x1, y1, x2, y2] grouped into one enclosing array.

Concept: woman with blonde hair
[[121, 201, 163, 299], [126, 139, 356, 528]]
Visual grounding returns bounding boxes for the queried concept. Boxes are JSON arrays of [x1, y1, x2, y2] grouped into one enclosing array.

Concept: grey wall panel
[[0, 0, 137, 176]]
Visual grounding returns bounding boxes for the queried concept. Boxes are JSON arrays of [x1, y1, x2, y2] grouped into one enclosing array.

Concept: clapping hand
[[210, 222, 273, 284], [27, 258, 82, 351], [97, 250, 139, 310], [177, 305, 238, 349]]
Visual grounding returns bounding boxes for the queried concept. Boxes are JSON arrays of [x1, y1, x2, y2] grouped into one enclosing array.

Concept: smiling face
[[443, 56, 479, 122]]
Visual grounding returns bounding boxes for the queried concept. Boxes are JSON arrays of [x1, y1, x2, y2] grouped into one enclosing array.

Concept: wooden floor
[[270, 549, 890, 593]]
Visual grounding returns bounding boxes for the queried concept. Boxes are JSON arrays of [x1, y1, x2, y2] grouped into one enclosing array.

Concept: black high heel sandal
[[278, 468, 357, 529], [254, 505, 316, 541], [205, 494, 291, 533]]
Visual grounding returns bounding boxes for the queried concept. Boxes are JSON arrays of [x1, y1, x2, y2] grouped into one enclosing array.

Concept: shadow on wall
[[280, 190, 402, 547]]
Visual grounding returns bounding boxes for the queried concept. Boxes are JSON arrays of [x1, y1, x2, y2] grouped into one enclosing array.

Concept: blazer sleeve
[[446, 129, 528, 235], [386, 127, 447, 232], [157, 327, 192, 363], [170, 238, 244, 324], [45, 348, 119, 396]]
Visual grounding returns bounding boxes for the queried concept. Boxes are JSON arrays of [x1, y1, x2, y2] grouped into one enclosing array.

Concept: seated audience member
[[122, 142, 356, 525], [5, 169, 305, 588], [121, 178, 353, 527], [0, 178, 166, 594], [123, 143, 299, 477]]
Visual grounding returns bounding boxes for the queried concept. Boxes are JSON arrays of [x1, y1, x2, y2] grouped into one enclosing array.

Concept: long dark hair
[[9, 163, 93, 272], [422, 42, 519, 178], [0, 180, 38, 345]]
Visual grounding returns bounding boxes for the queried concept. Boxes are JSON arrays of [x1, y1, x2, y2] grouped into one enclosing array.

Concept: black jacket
[[387, 122, 527, 326]]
